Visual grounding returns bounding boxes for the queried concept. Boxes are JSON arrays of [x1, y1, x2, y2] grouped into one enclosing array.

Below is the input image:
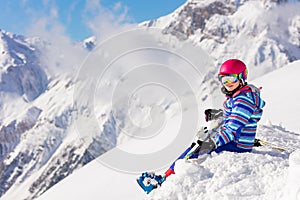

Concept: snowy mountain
[[0, 29, 48, 101], [37, 60, 300, 200], [0, 30, 116, 199], [141, 0, 300, 99], [0, 0, 300, 199]]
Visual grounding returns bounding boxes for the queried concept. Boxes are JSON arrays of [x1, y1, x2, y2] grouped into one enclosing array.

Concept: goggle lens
[[218, 74, 239, 84]]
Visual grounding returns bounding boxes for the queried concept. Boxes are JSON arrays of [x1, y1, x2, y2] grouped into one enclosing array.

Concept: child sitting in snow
[[138, 59, 266, 193]]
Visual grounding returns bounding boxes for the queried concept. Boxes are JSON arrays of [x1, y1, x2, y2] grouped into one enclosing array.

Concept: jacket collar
[[231, 85, 252, 98], [222, 83, 251, 98]]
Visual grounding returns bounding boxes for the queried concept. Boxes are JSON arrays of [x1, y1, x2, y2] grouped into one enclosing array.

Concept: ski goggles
[[218, 74, 239, 84]]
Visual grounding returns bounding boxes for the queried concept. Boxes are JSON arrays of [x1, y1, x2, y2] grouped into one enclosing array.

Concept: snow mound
[[282, 149, 300, 200], [147, 124, 300, 200]]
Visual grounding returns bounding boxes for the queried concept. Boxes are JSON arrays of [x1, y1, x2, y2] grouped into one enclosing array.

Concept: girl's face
[[223, 80, 240, 91]]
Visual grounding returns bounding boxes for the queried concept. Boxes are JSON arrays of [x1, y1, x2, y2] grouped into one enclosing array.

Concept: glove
[[204, 109, 223, 122], [194, 138, 216, 154], [199, 138, 216, 151]]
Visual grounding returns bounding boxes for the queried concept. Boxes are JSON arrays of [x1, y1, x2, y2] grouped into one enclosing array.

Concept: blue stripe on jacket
[[213, 84, 265, 150]]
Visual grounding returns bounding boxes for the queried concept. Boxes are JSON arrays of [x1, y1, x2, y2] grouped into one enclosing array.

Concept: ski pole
[[254, 138, 287, 152]]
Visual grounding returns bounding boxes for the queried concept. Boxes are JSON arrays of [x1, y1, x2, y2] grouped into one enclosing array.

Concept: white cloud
[[22, 0, 136, 77], [26, 16, 87, 77], [82, 0, 136, 42]]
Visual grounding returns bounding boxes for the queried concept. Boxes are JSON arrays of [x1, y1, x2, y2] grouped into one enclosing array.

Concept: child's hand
[[204, 109, 223, 121]]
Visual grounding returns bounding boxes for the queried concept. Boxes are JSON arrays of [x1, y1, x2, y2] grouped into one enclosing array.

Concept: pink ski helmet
[[219, 59, 248, 81]]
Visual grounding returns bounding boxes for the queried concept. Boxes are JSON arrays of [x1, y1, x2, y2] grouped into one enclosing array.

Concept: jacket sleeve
[[213, 96, 256, 147]]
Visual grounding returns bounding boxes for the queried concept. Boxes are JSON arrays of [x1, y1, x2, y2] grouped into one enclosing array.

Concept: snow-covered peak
[[142, 0, 300, 77], [0, 29, 48, 102], [0, 29, 33, 67], [141, 0, 238, 37]]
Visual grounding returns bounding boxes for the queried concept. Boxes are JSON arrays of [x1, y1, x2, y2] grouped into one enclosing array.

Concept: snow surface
[[37, 61, 300, 200], [253, 61, 300, 133]]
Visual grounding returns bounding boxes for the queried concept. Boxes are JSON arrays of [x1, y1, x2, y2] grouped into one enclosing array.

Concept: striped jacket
[[213, 84, 265, 150]]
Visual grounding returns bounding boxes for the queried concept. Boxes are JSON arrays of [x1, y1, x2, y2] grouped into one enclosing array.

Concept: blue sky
[[0, 0, 186, 41]]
